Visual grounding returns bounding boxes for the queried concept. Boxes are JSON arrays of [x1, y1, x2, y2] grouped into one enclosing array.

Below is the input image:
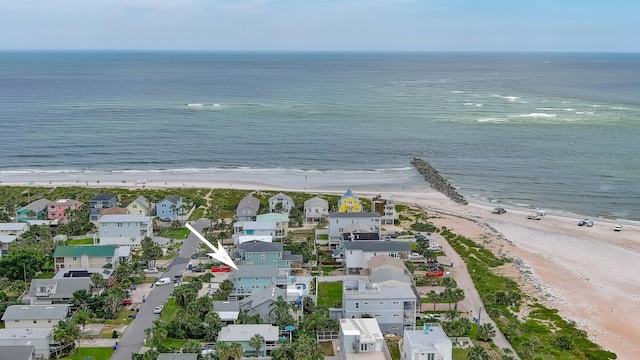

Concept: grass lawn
[[34, 272, 55, 279], [160, 338, 190, 350], [159, 299, 179, 321], [317, 281, 342, 308], [61, 347, 114, 360], [385, 339, 401, 360], [66, 238, 94, 245], [158, 227, 191, 241], [452, 348, 471, 360]]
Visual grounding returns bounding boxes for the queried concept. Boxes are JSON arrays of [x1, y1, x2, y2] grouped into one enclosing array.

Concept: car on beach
[[578, 218, 594, 227], [614, 224, 623, 232], [493, 207, 507, 214], [527, 214, 541, 220]]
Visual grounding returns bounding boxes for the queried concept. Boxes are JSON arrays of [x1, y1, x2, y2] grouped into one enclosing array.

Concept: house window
[[14, 320, 19, 322], [247, 253, 252, 258], [355, 302, 360, 309], [48, 319, 52, 323], [255, 277, 259, 281], [364, 302, 370, 305], [374, 314, 381, 317], [72, 257, 77, 261], [393, 301, 400, 304], [237, 278, 242, 282], [105, 257, 112, 262], [33, 319, 37, 323], [379, 301, 385, 305], [427, 354, 435, 360], [392, 326, 399, 330], [117, 223, 123, 227], [393, 314, 400, 317]]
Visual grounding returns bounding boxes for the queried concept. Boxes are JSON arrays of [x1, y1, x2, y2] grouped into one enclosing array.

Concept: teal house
[[16, 199, 51, 221], [237, 241, 302, 271]]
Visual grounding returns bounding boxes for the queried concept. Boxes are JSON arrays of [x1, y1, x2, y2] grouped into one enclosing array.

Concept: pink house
[[48, 199, 83, 221]]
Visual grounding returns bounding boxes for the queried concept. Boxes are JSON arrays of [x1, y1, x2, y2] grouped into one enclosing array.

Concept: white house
[[1, 304, 70, 329], [329, 212, 380, 247], [97, 214, 152, 246], [304, 196, 329, 222], [0, 222, 29, 236], [0, 328, 54, 359], [338, 318, 387, 360], [233, 221, 280, 245], [401, 324, 453, 360], [343, 241, 410, 274]]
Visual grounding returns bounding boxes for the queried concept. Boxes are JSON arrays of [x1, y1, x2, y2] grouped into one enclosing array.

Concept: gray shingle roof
[[162, 195, 182, 205], [239, 286, 286, 310], [232, 264, 279, 279], [0, 345, 35, 360], [90, 193, 117, 201], [238, 195, 260, 211], [28, 278, 93, 299], [239, 241, 283, 253], [214, 301, 240, 312], [18, 199, 51, 213], [2, 304, 70, 321], [343, 241, 410, 252], [369, 269, 412, 285]]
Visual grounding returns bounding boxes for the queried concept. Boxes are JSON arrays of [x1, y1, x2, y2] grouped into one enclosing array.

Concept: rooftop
[[232, 264, 279, 279], [156, 354, 198, 360], [256, 213, 289, 222], [160, 195, 182, 205], [330, 212, 381, 218], [98, 214, 151, 223], [0, 235, 18, 244], [17, 199, 51, 213], [340, 318, 383, 340], [404, 324, 452, 353], [239, 241, 283, 253], [367, 254, 406, 272], [0, 327, 53, 340], [2, 304, 70, 321], [90, 193, 117, 201], [53, 245, 117, 258], [0, 346, 35, 360], [344, 282, 417, 300], [0, 223, 28, 231], [343, 241, 410, 252], [238, 194, 260, 211], [218, 324, 279, 342], [304, 196, 328, 207], [100, 207, 129, 216]]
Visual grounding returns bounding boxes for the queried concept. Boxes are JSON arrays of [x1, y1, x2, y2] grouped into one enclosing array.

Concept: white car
[[409, 253, 424, 260], [143, 268, 159, 274], [153, 305, 164, 314], [614, 224, 623, 232], [527, 214, 541, 220]]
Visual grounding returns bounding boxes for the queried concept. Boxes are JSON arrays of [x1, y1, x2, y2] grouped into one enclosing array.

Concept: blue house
[[156, 195, 183, 221], [230, 264, 291, 300], [237, 241, 302, 271], [16, 199, 51, 221], [89, 194, 117, 221]]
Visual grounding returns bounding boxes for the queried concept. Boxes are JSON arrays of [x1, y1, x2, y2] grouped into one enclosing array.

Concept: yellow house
[[126, 195, 152, 216], [338, 189, 363, 212]]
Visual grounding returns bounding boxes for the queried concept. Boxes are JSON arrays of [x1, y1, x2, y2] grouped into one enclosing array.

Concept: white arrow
[[185, 223, 238, 271]]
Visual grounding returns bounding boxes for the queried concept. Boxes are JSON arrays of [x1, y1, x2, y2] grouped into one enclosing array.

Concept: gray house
[[0, 328, 53, 359], [239, 286, 288, 321], [89, 193, 118, 221], [268, 192, 294, 214], [97, 214, 153, 246], [217, 324, 280, 357], [342, 279, 419, 335], [2, 304, 70, 329], [304, 196, 329, 222], [229, 264, 284, 300], [329, 212, 381, 247], [0, 346, 35, 360], [27, 278, 93, 305], [236, 194, 260, 222], [343, 241, 411, 274]]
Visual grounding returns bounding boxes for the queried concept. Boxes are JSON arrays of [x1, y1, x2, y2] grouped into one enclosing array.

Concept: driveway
[[110, 219, 208, 360]]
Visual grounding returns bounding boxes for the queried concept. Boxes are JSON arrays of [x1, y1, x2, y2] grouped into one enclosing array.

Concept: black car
[[191, 253, 199, 259]]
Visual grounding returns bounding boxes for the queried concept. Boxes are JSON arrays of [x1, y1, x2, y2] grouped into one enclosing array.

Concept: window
[[393, 314, 400, 317], [355, 302, 360, 309], [427, 354, 435, 360], [14, 320, 19, 322], [364, 302, 370, 305], [72, 256, 77, 261], [379, 301, 385, 305], [393, 301, 400, 304], [392, 326, 399, 330], [247, 253, 252, 258], [374, 314, 381, 317], [48, 319, 52, 323], [33, 319, 37, 323]]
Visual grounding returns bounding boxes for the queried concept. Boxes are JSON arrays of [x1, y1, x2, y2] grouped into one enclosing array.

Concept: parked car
[[579, 218, 594, 227], [143, 268, 159, 274], [527, 214, 541, 220], [122, 298, 133, 306], [614, 224, 623, 232], [425, 269, 445, 277], [201, 344, 216, 357], [409, 253, 424, 260], [155, 277, 172, 286], [192, 265, 206, 273], [211, 265, 232, 273], [153, 305, 164, 314], [191, 253, 199, 259], [493, 207, 507, 214]]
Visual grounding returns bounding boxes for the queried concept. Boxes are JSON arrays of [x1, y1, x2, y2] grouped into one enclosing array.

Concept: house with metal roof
[[304, 196, 329, 222], [27, 278, 93, 305], [16, 199, 51, 221], [213, 301, 241, 322], [268, 192, 294, 214], [217, 324, 280, 357], [2, 304, 71, 329], [236, 194, 260, 222], [0, 222, 29, 236], [0, 235, 18, 256], [343, 241, 410, 275], [97, 214, 152, 246], [0, 328, 53, 359], [53, 245, 118, 274], [0, 346, 35, 360], [401, 324, 452, 360]]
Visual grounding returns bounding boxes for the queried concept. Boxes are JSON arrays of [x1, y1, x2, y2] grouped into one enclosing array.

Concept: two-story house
[[230, 264, 289, 300], [237, 241, 302, 271], [0, 222, 29, 236], [329, 212, 380, 247], [97, 214, 152, 246], [47, 199, 83, 222], [214, 286, 289, 323], [233, 221, 280, 245], [53, 245, 118, 273], [156, 195, 183, 221], [126, 195, 152, 216], [256, 213, 289, 239], [338, 318, 387, 360], [16, 199, 51, 222], [372, 194, 398, 225], [401, 324, 453, 360], [27, 278, 93, 305], [236, 194, 260, 222], [1, 304, 70, 329], [342, 279, 419, 335], [304, 196, 329, 222], [217, 324, 280, 357], [0, 328, 54, 360], [343, 241, 411, 274], [89, 194, 117, 221], [268, 192, 294, 214], [338, 189, 363, 213]]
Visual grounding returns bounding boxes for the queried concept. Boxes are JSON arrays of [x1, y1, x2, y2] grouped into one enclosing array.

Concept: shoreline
[[3, 176, 640, 358]]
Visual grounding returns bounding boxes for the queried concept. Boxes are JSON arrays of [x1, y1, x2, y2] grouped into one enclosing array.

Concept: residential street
[[110, 219, 207, 360]]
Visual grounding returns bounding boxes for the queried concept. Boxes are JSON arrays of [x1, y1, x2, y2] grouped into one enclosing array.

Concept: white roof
[[218, 324, 279, 342], [24, 220, 51, 226], [238, 235, 272, 244], [0, 223, 28, 231], [340, 318, 383, 341], [0, 327, 52, 340], [98, 214, 151, 223], [0, 236, 18, 244]]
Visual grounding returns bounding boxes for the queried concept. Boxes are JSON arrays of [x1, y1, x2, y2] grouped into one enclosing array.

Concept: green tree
[[53, 319, 81, 356], [269, 296, 294, 328], [215, 342, 232, 360], [477, 323, 496, 342], [466, 345, 490, 360], [182, 339, 203, 354], [74, 310, 92, 333], [90, 272, 105, 289], [249, 334, 265, 356], [451, 288, 465, 311], [290, 334, 323, 360], [552, 333, 574, 350], [72, 289, 93, 312], [203, 311, 223, 341], [0, 248, 46, 281], [229, 342, 244, 359], [173, 285, 198, 307]]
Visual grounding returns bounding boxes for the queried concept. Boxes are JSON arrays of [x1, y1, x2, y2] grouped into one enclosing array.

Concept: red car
[[122, 298, 133, 306], [425, 270, 445, 278], [211, 265, 232, 273]]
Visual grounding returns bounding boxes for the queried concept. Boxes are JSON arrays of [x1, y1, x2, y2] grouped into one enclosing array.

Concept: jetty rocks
[[411, 157, 468, 205]]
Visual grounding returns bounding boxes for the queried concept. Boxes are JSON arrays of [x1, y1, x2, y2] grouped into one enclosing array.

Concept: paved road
[[435, 233, 520, 359], [111, 219, 207, 360]]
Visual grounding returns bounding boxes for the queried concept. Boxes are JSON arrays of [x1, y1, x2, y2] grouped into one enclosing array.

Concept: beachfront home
[[401, 324, 453, 360], [126, 195, 152, 216], [47, 199, 83, 222], [0, 222, 29, 236], [236, 194, 260, 222], [27, 278, 93, 305], [53, 245, 118, 273], [16, 199, 50, 221], [0, 346, 36, 360], [236, 235, 273, 245], [329, 212, 381, 247], [343, 241, 410, 274], [339, 318, 387, 360], [0, 235, 18, 256], [97, 214, 152, 246], [342, 279, 419, 335], [268, 192, 295, 214], [157, 195, 183, 221], [233, 221, 280, 244], [372, 194, 398, 225], [256, 213, 289, 239], [0, 328, 54, 359], [1, 304, 71, 329], [338, 189, 363, 213], [304, 196, 329, 222], [89, 193, 117, 221], [237, 240, 302, 271], [217, 324, 280, 357]]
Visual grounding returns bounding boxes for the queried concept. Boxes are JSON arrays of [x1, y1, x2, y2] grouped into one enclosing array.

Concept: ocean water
[[1, 51, 639, 220]]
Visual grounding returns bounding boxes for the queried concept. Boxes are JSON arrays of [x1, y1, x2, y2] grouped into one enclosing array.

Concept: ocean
[[1, 51, 639, 220]]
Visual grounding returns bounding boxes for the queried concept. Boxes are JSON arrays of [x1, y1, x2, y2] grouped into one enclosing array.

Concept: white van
[[155, 277, 172, 286]]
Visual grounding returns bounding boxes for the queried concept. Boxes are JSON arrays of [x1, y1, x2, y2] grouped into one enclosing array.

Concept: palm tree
[[74, 310, 92, 334], [466, 345, 490, 360], [501, 347, 516, 360], [269, 296, 293, 328], [519, 340, 535, 358], [452, 288, 465, 311], [90, 272, 105, 290], [229, 342, 244, 359], [182, 339, 202, 354], [249, 334, 265, 356], [53, 319, 80, 356], [215, 342, 232, 360], [477, 323, 496, 342]]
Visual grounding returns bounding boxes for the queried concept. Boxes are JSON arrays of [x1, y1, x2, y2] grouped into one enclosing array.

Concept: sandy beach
[[4, 174, 640, 359]]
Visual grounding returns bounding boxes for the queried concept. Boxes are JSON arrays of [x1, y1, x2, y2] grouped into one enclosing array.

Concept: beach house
[[229, 264, 293, 300], [233, 221, 280, 244], [268, 192, 295, 214], [47, 199, 83, 222], [53, 245, 118, 273], [343, 241, 410, 274], [89, 193, 117, 221], [27, 278, 93, 305], [217, 324, 280, 357], [16, 199, 51, 221], [157, 195, 183, 221], [401, 324, 453, 360], [304, 196, 329, 222], [236, 194, 260, 222], [372, 194, 398, 225], [338, 189, 363, 213], [1, 304, 71, 329], [126, 195, 152, 216], [329, 212, 381, 247], [237, 240, 302, 271], [256, 213, 289, 239], [97, 214, 152, 246]]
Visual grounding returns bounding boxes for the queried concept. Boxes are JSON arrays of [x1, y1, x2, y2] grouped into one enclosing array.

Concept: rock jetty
[[411, 157, 468, 205]]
